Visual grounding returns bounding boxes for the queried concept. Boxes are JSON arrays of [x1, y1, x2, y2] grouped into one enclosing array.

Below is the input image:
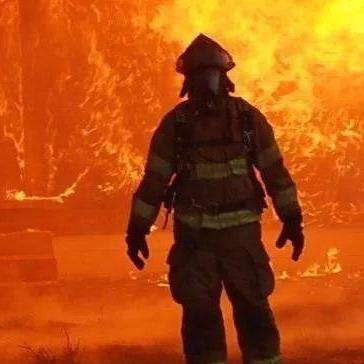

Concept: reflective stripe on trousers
[[188, 360, 228, 364], [251, 354, 282, 364]]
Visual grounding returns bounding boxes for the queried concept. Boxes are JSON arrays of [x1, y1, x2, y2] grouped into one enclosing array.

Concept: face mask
[[188, 67, 223, 97]]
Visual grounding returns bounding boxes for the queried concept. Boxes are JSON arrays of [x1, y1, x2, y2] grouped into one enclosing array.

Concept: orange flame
[[0, 1, 363, 224]]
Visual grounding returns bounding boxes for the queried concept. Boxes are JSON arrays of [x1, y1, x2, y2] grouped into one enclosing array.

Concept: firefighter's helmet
[[176, 34, 235, 75]]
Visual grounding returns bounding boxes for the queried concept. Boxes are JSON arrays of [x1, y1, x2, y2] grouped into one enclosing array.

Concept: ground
[[0, 225, 363, 363]]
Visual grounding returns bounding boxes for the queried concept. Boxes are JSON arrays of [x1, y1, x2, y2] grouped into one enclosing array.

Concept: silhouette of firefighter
[[126, 34, 304, 364]]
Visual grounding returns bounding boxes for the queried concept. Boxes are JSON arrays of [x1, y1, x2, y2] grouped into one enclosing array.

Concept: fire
[[299, 247, 343, 278], [152, 0, 364, 223], [0, 1, 363, 224], [152, 0, 364, 115], [325, 247, 343, 274]]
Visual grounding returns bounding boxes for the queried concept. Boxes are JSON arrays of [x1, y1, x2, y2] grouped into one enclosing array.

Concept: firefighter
[[125, 34, 304, 364]]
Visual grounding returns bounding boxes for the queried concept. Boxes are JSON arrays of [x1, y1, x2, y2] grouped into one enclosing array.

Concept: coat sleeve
[[250, 107, 302, 221], [127, 110, 176, 234]]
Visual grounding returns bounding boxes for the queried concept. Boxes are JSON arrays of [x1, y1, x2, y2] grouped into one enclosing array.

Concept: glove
[[125, 231, 149, 270], [276, 217, 304, 262]]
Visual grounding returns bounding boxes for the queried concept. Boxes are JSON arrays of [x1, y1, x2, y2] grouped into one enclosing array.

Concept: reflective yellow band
[[132, 198, 158, 221], [256, 143, 281, 170], [146, 154, 173, 179], [193, 157, 248, 179], [175, 209, 261, 230], [251, 354, 281, 364], [274, 186, 298, 208]]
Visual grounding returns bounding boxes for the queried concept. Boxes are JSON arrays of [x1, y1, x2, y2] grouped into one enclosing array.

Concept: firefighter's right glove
[[125, 231, 149, 270], [276, 217, 304, 262]]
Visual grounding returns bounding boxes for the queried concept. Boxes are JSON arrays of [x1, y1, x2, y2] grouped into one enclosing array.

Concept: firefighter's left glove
[[276, 217, 304, 262], [126, 231, 149, 270]]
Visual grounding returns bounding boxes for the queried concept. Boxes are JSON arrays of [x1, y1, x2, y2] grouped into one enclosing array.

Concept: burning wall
[[0, 0, 363, 224]]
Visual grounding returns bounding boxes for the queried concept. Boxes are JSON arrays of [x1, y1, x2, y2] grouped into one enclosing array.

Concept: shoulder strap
[[175, 102, 188, 124], [174, 102, 189, 148], [174, 102, 192, 174], [162, 103, 190, 219], [227, 98, 243, 143], [234, 97, 256, 155]]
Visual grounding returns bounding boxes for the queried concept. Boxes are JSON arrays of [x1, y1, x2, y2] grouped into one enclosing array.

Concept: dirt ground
[[0, 225, 363, 363]]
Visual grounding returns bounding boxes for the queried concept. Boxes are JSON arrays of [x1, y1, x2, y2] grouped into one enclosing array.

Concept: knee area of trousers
[[234, 300, 275, 323], [183, 300, 221, 318], [247, 307, 276, 328]]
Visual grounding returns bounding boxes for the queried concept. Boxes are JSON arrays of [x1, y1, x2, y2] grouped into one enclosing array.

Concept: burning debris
[[277, 270, 290, 281], [4, 166, 90, 205], [297, 247, 343, 278], [299, 263, 324, 278], [147, 273, 169, 288], [325, 247, 343, 275]]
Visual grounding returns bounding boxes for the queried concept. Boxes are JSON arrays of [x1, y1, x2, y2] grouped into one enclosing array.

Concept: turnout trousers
[[167, 221, 281, 364]]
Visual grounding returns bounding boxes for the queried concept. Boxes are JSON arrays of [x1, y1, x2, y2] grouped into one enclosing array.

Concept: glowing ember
[[325, 247, 343, 274], [128, 270, 138, 281], [277, 270, 290, 281], [300, 263, 325, 278]]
